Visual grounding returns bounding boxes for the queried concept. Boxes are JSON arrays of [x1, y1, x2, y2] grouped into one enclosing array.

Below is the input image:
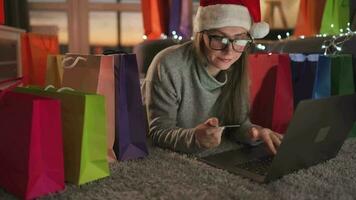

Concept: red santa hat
[[193, 0, 270, 38]]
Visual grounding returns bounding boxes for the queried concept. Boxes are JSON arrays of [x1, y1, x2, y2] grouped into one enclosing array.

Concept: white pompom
[[250, 22, 270, 39]]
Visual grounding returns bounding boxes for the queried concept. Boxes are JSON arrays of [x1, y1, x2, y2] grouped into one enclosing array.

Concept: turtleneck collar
[[196, 62, 228, 91]]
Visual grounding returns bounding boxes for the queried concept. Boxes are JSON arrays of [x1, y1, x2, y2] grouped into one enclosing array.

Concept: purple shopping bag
[[179, 0, 193, 38], [169, 0, 181, 37], [113, 54, 149, 161]]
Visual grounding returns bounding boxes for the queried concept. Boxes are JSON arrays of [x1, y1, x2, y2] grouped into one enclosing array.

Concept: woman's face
[[203, 26, 250, 72]]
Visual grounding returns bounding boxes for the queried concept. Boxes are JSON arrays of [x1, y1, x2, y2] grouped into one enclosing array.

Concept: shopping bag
[[330, 55, 355, 95], [320, 0, 350, 35], [45, 55, 64, 88], [15, 86, 109, 185], [248, 53, 294, 134], [0, 0, 4, 24], [114, 53, 149, 160], [294, 0, 326, 36], [289, 54, 319, 108], [61, 54, 116, 161], [312, 55, 332, 99], [0, 78, 65, 200], [331, 55, 355, 137], [21, 33, 60, 86], [141, 0, 169, 39], [313, 54, 355, 137], [179, 0, 193, 39], [169, 0, 181, 37]]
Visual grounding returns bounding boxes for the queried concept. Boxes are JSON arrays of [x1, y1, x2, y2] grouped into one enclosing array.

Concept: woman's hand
[[194, 117, 224, 149], [248, 126, 283, 155]]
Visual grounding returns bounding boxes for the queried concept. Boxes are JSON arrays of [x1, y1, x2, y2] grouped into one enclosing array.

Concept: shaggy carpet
[[1, 138, 356, 200]]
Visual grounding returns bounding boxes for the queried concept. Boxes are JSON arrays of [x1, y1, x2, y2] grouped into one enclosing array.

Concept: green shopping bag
[[329, 55, 356, 137], [330, 55, 355, 95], [14, 86, 110, 185], [320, 0, 350, 35]]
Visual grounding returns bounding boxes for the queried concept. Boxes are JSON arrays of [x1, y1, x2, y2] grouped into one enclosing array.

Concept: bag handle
[[0, 77, 23, 101], [62, 56, 87, 69], [44, 84, 75, 92]]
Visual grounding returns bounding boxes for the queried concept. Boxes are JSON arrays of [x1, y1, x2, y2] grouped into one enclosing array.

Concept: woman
[[142, 0, 283, 155]]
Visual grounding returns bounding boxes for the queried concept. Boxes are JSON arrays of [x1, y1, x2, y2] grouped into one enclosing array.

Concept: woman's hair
[[193, 31, 250, 125]]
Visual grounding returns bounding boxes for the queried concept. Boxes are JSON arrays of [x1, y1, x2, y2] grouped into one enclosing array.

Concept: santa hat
[[193, 0, 269, 39]]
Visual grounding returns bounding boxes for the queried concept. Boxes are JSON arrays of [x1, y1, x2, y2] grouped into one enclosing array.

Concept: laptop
[[199, 94, 356, 183]]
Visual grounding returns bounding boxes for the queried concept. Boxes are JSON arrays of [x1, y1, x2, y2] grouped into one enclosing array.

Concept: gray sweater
[[142, 41, 253, 155]]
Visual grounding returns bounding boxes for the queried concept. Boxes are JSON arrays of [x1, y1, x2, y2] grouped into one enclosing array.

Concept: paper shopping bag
[[45, 55, 64, 88], [320, 0, 350, 35], [0, 78, 65, 200], [312, 55, 332, 99], [294, 0, 326, 36], [248, 53, 294, 134], [312, 54, 355, 137], [169, 0, 181, 37], [61, 54, 115, 161], [289, 54, 319, 108], [141, 0, 169, 39], [330, 55, 355, 95], [179, 0, 193, 38], [21, 33, 59, 86], [15, 86, 109, 185], [114, 53, 149, 160]]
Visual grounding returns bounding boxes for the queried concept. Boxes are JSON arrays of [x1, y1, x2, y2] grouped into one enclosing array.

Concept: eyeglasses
[[205, 32, 253, 53]]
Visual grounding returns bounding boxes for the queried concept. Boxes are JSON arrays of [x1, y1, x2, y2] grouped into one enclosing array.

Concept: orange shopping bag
[[141, 0, 169, 39], [21, 33, 59, 86], [294, 0, 327, 36]]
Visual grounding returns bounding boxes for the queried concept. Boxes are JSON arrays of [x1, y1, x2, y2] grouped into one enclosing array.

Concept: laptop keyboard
[[235, 156, 274, 176]]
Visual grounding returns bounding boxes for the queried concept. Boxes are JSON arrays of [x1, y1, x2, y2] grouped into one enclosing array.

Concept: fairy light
[[321, 22, 354, 55], [142, 35, 148, 40], [256, 44, 266, 50], [160, 33, 168, 39], [299, 35, 305, 39], [286, 32, 290, 37], [277, 34, 282, 40], [178, 36, 183, 41]]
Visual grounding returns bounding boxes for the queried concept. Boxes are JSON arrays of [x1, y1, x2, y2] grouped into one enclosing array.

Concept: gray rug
[[1, 138, 356, 200]]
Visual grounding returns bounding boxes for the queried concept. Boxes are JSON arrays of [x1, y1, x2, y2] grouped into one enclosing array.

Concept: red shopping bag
[[21, 33, 59, 86], [0, 78, 65, 199], [0, 0, 4, 24], [141, 0, 169, 39], [248, 53, 294, 134]]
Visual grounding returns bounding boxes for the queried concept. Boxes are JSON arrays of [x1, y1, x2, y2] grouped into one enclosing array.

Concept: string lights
[[255, 22, 356, 52], [142, 23, 355, 54], [321, 22, 356, 55]]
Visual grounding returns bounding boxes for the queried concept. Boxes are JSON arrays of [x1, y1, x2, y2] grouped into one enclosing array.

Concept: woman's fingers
[[260, 129, 277, 155], [270, 132, 281, 147]]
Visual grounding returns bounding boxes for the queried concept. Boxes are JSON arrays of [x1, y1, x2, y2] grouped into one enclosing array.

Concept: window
[[28, 0, 142, 54]]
